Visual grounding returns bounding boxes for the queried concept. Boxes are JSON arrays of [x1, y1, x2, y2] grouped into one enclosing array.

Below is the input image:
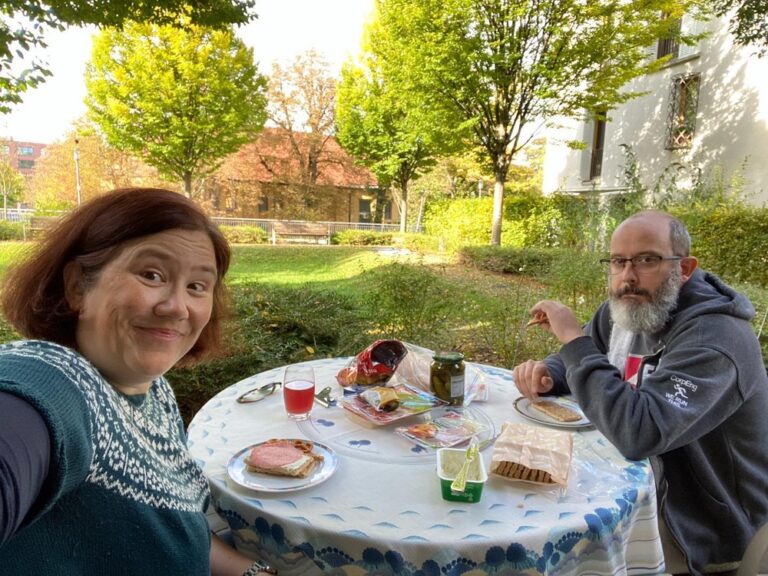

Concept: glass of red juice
[[283, 364, 316, 420]]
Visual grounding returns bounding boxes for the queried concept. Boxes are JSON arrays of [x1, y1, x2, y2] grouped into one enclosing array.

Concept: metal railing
[[0, 211, 415, 238]]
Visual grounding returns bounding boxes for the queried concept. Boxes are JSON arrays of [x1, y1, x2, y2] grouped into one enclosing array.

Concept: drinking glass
[[283, 364, 315, 420]]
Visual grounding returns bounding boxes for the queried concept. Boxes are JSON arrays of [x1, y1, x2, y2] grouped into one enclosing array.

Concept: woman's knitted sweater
[[0, 340, 211, 575]]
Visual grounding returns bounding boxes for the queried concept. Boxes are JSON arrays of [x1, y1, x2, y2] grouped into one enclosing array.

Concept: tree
[[712, 0, 767, 55], [265, 50, 336, 217], [374, 0, 708, 244], [336, 20, 465, 232], [0, 157, 25, 217], [29, 120, 172, 211], [0, 0, 256, 114], [85, 20, 267, 197]]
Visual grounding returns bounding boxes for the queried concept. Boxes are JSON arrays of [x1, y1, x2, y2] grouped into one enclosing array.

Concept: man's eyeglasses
[[599, 255, 682, 275]]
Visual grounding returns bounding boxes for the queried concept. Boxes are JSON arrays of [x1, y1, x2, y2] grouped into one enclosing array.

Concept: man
[[513, 210, 768, 575]]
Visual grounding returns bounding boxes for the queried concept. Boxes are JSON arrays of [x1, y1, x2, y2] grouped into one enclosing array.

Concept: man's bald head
[[615, 210, 691, 257]]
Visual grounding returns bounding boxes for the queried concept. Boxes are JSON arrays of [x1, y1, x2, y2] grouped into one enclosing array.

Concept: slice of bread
[[245, 439, 324, 478], [491, 460, 554, 484], [530, 400, 582, 422]]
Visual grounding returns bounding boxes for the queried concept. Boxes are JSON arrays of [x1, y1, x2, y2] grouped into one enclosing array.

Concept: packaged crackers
[[490, 421, 573, 485]]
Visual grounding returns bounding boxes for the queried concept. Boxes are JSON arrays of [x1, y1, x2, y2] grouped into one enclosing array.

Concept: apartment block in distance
[[1, 139, 47, 179]]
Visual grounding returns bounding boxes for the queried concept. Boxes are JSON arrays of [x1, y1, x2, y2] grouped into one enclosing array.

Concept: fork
[[451, 437, 479, 492]]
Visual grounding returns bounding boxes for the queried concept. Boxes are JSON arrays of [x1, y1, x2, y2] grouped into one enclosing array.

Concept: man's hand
[[528, 300, 584, 345], [512, 360, 554, 401]]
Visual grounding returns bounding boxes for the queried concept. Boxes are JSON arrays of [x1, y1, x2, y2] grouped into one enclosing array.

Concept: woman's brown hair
[[1, 188, 231, 365]]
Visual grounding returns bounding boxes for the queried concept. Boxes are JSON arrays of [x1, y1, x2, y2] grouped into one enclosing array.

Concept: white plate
[[514, 397, 592, 430], [227, 440, 338, 492]]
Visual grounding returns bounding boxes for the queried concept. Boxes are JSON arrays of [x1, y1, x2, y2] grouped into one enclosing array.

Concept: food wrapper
[[490, 422, 572, 485], [337, 340, 490, 404], [336, 340, 408, 387], [360, 386, 400, 412]]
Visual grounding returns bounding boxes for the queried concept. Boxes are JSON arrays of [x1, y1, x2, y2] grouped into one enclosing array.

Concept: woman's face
[[65, 229, 218, 394]]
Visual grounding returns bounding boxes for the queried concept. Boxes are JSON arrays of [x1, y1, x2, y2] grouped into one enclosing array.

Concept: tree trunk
[[490, 173, 505, 246], [183, 172, 193, 198], [399, 181, 409, 233]]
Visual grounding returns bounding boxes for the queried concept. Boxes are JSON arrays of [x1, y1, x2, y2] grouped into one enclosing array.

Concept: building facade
[[204, 128, 398, 224], [542, 12, 768, 206], [1, 140, 47, 179]]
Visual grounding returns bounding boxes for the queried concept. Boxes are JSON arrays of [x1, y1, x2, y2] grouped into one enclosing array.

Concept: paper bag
[[490, 421, 572, 485]]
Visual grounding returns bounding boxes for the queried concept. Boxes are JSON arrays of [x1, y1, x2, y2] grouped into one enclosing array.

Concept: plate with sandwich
[[227, 438, 338, 492], [514, 396, 592, 430]]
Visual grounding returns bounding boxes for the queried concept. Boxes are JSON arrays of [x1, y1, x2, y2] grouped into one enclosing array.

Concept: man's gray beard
[[608, 266, 681, 334]]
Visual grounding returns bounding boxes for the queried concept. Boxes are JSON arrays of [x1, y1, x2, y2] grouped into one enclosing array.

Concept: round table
[[188, 357, 665, 575]]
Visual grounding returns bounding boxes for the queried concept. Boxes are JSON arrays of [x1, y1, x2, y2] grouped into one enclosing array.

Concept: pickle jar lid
[[433, 351, 464, 363]]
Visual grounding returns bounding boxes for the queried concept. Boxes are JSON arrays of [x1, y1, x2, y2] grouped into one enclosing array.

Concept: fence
[[0, 211, 417, 239]]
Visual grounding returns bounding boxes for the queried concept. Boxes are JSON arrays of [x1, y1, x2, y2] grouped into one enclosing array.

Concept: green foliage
[[677, 206, 768, 287], [544, 251, 606, 313], [0, 160, 26, 206], [396, 232, 442, 253], [168, 282, 371, 423], [219, 225, 267, 244], [0, 0, 255, 114], [0, 221, 24, 240], [335, 14, 468, 231], [712, 0, 767, 56], [373, 0, 708, 244], [359, 262, 455, 345], [423, 198, 494, 251], [85, 20, 267, 196], [332, 229, 394, 246], [459, 246, 559, 277]]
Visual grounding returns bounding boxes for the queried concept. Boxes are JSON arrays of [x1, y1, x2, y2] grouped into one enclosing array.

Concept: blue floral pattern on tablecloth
[[190, 357, 664, 576]]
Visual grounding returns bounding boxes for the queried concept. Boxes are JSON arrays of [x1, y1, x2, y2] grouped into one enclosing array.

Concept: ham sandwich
[[245, 439, 324, 478]]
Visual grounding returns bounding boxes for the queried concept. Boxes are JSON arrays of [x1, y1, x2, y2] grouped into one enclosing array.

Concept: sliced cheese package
[[490, 421, 573, 485]]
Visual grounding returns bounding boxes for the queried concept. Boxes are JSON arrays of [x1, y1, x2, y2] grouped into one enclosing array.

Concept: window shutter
[[678, 13, 704, 59], [580, 116, 594, 182]]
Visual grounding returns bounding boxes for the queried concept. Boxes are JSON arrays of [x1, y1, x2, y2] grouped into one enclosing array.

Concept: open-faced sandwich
[[244, 439, 324, 478]]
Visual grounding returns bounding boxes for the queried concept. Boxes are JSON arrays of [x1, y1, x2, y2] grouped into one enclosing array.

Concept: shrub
[[396, 232, 442, 253], [674, 206, 768, 287], [359, 261, 455, 346], [423, 197, 494, 251], [168, 282, 371, 424], [332, 229, 394, 246], [0, 221, 24, 240], [220, 225, 268, 244], [459, 246, 560, 277]]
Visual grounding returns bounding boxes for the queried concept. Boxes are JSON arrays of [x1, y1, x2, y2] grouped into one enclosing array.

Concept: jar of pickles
[[430, 352, 465, 406]]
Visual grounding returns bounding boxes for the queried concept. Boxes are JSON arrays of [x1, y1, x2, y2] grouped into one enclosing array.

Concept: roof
[[217, 127, 379, 189]]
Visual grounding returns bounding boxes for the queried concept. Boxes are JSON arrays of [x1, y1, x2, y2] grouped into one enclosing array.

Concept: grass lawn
[[1, 241, 764, 423]]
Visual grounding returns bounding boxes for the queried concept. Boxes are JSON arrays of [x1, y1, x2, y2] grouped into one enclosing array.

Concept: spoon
[[451, 437, 479, 492]]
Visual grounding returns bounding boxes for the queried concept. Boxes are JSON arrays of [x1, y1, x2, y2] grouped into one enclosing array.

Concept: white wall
[[542, 14, 768, 206]]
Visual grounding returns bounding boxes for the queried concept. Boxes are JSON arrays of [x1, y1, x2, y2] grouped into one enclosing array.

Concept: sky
[[1, 0, 375, 144]]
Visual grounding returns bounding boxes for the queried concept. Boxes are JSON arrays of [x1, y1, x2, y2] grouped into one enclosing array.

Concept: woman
[[0, 188, 274, 575]]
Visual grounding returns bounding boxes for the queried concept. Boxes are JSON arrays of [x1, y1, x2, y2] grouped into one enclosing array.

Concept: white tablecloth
[[187, 357, 665, 575]]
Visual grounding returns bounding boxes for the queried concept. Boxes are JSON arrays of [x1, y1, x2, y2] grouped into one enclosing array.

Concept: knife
[[314, 386, 336, 407]]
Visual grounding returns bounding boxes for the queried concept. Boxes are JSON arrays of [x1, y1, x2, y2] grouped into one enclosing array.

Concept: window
[[17, 146, 34, 156], [18, 159, 35, 169], [580, 111, 607, 182], [383, 200, 392, 221], [257, 195, 268, 213], [358, 199, 372, 223], [656, 17, 681, 60], [665, 73, 700, 150]]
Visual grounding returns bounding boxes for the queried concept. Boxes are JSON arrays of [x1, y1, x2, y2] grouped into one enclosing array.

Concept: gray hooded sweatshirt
[[544, 269, 768, 575]]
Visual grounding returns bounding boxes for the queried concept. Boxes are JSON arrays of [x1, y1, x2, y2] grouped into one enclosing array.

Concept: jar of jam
[[430, 351, 465, 406]]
